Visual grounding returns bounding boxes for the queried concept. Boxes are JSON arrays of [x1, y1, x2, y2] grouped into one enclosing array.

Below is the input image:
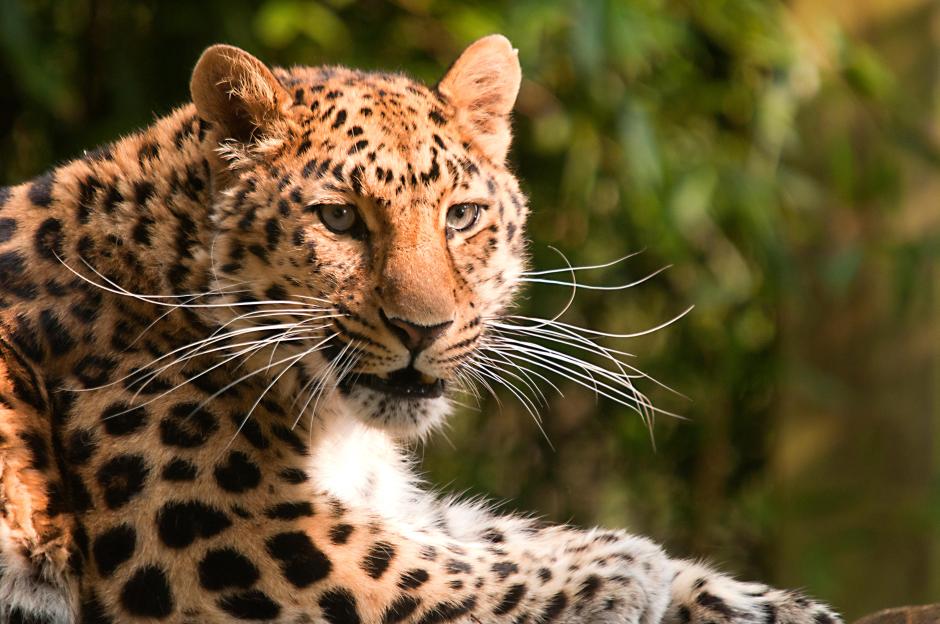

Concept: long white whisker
[[520, 250, 645, 276], [475, 350, 554, 407], [108, 326, 332, 415], [104, 312, 337, 396], [493, 305, 694, 339], [225, 337, 336, 451], [512, 264, 671, 291], [187, 332, 341, 423], [471, 359, 554, 449], [485, 341, 682, 420], [489, 322, 685, 399]]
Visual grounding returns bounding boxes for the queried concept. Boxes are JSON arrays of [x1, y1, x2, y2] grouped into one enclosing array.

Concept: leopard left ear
[[190, 44, 291, 144], [437, 35, 521, 165]]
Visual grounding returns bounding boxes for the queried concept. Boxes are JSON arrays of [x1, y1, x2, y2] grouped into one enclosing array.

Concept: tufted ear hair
[[437, 35, 521, 165], [190, 44, 290, 143]]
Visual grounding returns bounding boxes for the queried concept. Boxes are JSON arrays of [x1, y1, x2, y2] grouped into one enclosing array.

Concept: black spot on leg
[[73, 355, 117, 388], [213, 451, 261, 493], [265, 531, 331, 588], [160, 402, 218, 448], [198, 547, 260, 590], [278, 467, 308, 484], [101, 402, 148, 436], [161, 458, 198, 481], [332, 110, 348, 129], [329, 523, 354, 544], [398, 568, 429, 590], [295, 139, 312, 156], [415, 595, 476, 623], [362, 541, 396, 579], [574, 571, 600, 597], [264, 501, 314, 520], [491, 560, 518, 580], [96, 454, 148, 509], [39, 309, 74, 354], [445, 559, 472, 574], [218, 590, 282, 620], [319, 588, 361, 624], [539, 592, 568, 622], [494, 583, 527, 615], [697, 592, 735, 618], [382, 595, 421, 623], [65, 428, 97, 465], [120, 565, 174, 618], [156, 500, 231, 548], [93, 524, 136, 577]]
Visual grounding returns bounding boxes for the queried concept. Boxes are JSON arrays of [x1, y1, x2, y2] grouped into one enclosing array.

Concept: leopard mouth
[[342, 366, 445, 399]]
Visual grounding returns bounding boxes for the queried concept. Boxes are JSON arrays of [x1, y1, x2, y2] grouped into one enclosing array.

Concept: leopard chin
[[338, 381, 452, 440]]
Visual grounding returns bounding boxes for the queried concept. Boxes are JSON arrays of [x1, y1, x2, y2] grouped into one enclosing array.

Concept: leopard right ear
[[190, 44, 290, 143]]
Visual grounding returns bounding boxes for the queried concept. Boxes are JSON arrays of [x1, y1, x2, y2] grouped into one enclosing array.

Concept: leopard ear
[[437, 35, 521, 165], [190, 44, 290, 143]]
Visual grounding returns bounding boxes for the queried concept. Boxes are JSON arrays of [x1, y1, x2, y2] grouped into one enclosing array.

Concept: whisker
[[471, 358, 554, 449], [225, 335, 339, 451], [105, 325, 330, 416], [475, 351, 554, 408], [293, 340, 352, 429], [494, 305, 694, 340], [512, 264, 671, 291], [520, 249, 645, 276], [484, 339, 682, 421], [488, 321, 685, 400], [185, 331, 341, 424]]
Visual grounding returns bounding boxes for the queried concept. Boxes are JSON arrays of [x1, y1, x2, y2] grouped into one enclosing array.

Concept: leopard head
[[190, 36, 528, 438]]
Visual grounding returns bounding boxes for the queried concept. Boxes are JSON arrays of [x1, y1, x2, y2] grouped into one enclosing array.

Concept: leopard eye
[[316, 204, 359, 234], [446, 203, 482, 232]]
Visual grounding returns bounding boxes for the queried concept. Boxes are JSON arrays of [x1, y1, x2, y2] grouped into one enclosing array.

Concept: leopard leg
[[663, 559, 842, 624], [0, 342, 78, 622], [421, 498, 842, 624], [287, 502, 675, 624]]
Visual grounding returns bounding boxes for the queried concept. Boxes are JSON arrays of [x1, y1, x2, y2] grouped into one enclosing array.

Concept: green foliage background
[[1, 0, 938, 617]]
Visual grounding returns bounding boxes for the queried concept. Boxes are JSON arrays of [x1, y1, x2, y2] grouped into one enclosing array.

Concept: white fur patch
[[0, 529, 73, 623]]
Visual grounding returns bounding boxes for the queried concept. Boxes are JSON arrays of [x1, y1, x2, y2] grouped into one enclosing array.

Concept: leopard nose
[[380, 309, 453, 354]]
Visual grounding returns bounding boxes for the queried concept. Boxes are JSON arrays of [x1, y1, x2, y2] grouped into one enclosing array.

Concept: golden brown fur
[[0, 36, 841, 624]]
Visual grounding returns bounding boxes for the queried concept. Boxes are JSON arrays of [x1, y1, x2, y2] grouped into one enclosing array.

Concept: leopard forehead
[[259, 66, 518, 207]]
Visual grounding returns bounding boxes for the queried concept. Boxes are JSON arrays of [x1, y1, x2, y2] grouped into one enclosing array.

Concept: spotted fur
[[0, 36, 841, 623]]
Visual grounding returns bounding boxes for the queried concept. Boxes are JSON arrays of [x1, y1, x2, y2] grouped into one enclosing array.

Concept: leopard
[[0, 35, 843, 623]]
